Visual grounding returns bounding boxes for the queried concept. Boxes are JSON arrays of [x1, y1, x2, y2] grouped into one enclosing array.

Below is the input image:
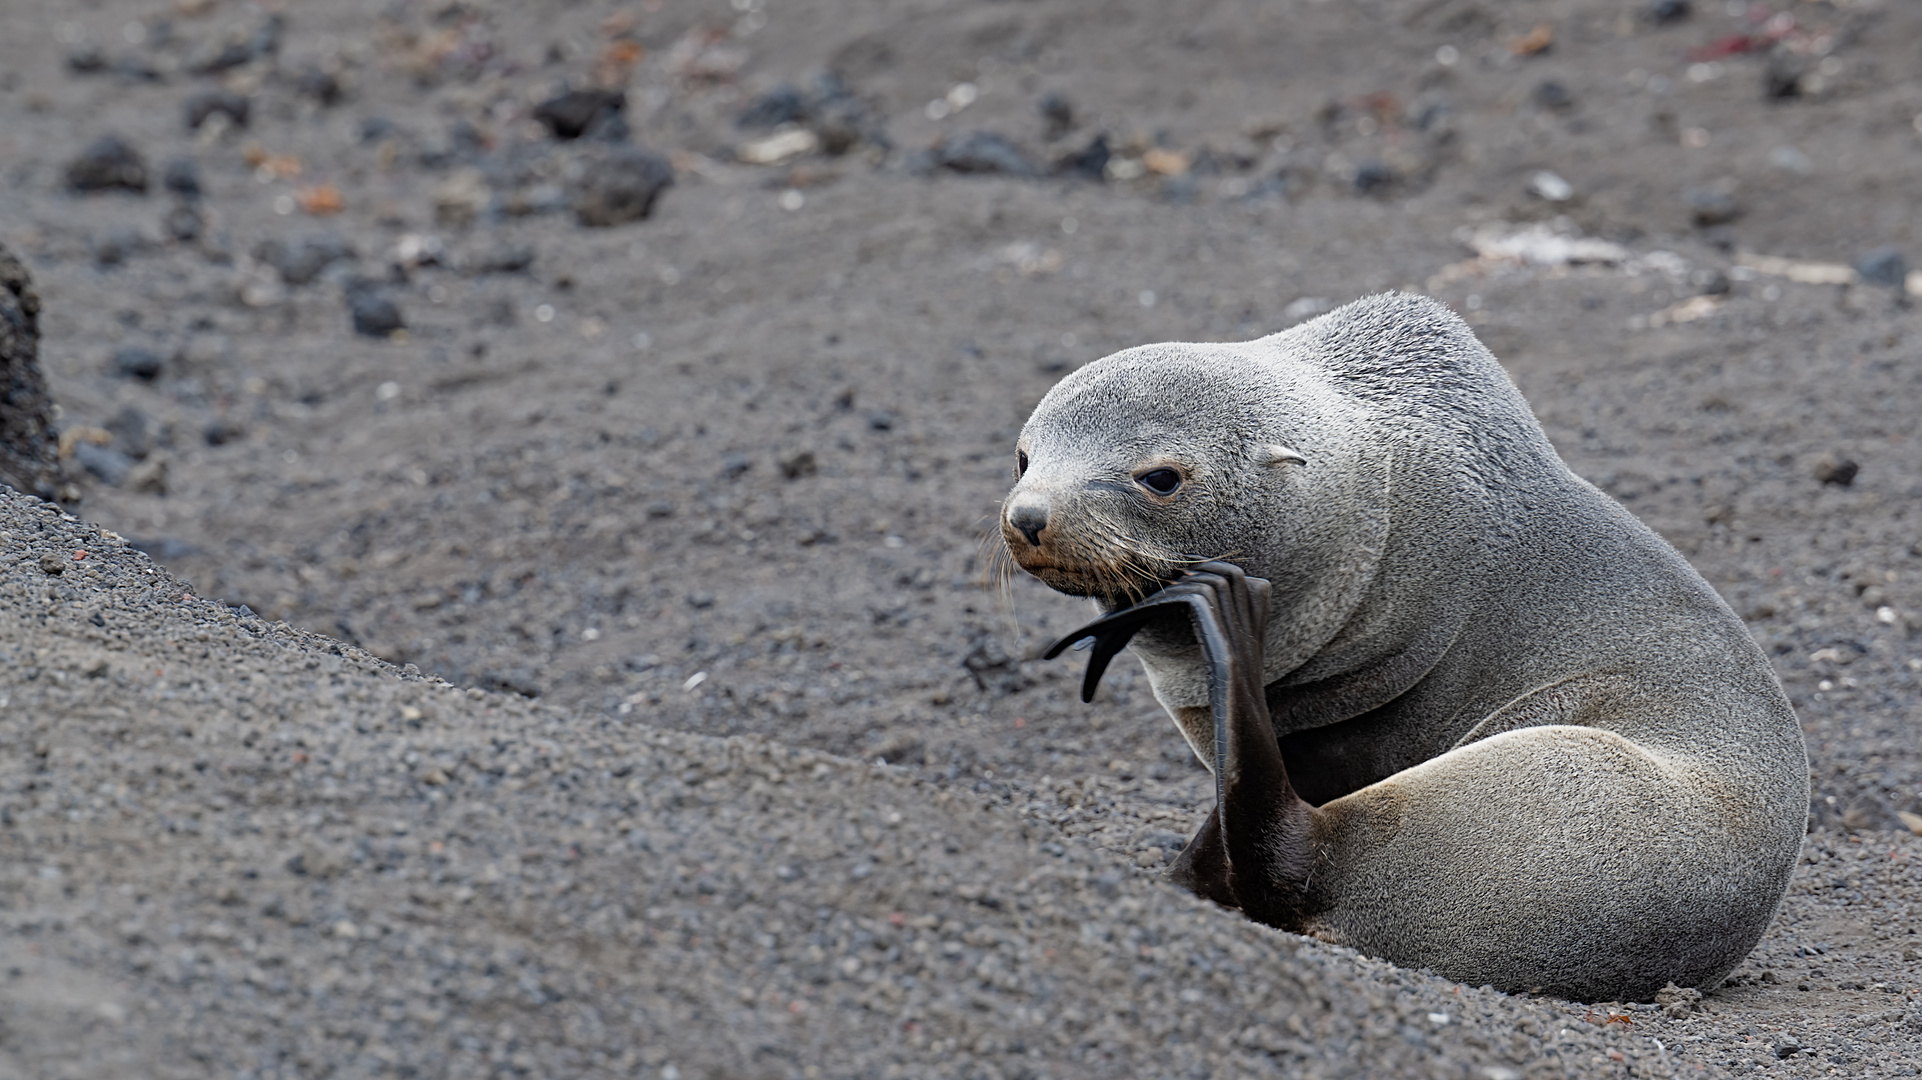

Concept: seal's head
[[1000, 342, 1310, 610]]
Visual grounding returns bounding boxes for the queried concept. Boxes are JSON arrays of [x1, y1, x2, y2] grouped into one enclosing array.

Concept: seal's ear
[[1259, 444, 1307, 467]]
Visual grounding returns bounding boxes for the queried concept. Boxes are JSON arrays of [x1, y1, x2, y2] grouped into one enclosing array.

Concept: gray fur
[[1002, 292, 1808, 1001]]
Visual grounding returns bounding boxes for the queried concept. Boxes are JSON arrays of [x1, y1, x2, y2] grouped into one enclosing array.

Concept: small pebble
[[1684, 188, 1741, 227], [736, 84, 808, 130], [295, 66, 343, 106], [348, 290, 405, 338], [534, 90, 626, 141], [92, 228, 147, 267], [164, 203, 205, 243], [1646, 0, 1691, 24], [1763, 54, 1806, 100], [1037, 92, 1076, 139], [183, 88, 250, 131], [66, 136, 149, 193], [1353, 161, 1396, 195], [110, 345, 166, 382], [1529, 170, 1573, 202], [464, 246, 536, 275], [1812, 455, 1858, 487], [202, 419, 245, 447], [1054, 134, 1109, 181], [1531, 80, 1575, 112], [255, 235, 356, 286], [779, 451, 817, 480], [1853, 246, 1907, 289], [573, 148, 674, 227], [161, 157, 201, 199], [935, 131, 1039, 177]]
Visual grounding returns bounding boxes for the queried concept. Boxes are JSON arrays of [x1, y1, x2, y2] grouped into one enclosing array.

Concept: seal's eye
[[1136, 468, 1181, 495], [1016, 450, 1029, 477]]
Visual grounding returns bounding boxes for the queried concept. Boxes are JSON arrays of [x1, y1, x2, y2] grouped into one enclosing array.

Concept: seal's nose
[[1008, 499, 1049, 547]]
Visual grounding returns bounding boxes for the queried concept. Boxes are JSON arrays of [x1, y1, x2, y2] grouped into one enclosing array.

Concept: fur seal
[[1000, 293, 1808, 1002]]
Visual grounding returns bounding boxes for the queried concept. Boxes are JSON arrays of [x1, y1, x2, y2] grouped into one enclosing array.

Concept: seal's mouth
[[1008, 549, 1175, 606]]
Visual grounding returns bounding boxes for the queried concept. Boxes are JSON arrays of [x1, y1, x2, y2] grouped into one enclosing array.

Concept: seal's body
[[1001, 293, 1807, 1002]]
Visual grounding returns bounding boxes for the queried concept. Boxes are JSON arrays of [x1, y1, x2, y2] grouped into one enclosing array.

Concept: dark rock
[[72, 441, 132, 486], [465, 246, 536, 275], [248, 13, 287, 59], [295, 66, 344, 106], [183, 88, 250, 131], [161, 157, 201, 199], [1531, 80, 1575, 111], [1812, 454, 1858, 487], [1056, 134, 1110, 180], [1645, 0, 1691, 24], [443, 120, 488, 159], [109, 55, 164, 82], [1685, 188, 1741, 227], [534, 90, 626, 141], [1037, 91, 1076, 140], [188, 12, 284, 74], [93, 228, 149, 268], [721, 454, 752, 480], [360, 116, 399, 143], [1763, 53, 1806, 100], [66, 45, 109, 74], [810, 95, 872, 156], [1698, 225, 1737, 253], [937, 131, 1038, 177], [348, 289, 406, 338], [111, 345, 167, 382], [164, 203, 205, 244], [1353, 160, 1396, 195], [573, 147, 674, 227], [66, 136, 149, 194], [779, 450, 817, 480], [806, 72, 884, 154], [1854, 246, 1907, 289], [0, 242, 59, 499], [866, 411, 895, 431], [737, 84, 809, 129], [1694, 269, 1731, 296], [255, 235, 356, 286], [202, 418, 245, 447], [106, 406, 158, 459]]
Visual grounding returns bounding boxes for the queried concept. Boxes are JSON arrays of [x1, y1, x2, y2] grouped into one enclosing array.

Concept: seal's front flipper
[[1180, 562, 1322, 929], [1042, 581, 1225, 705]]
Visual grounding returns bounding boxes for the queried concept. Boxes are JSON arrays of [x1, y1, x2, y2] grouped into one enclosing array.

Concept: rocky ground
[[4, 0, 1922, 1074]]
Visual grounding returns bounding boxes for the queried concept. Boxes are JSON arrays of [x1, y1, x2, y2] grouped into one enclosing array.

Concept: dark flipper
[[1045, 581, 1232, 799], [1044, 561, 1321, 929]]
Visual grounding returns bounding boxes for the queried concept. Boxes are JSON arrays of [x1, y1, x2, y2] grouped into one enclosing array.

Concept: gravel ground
[[5, 0, 1922, 1074]]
